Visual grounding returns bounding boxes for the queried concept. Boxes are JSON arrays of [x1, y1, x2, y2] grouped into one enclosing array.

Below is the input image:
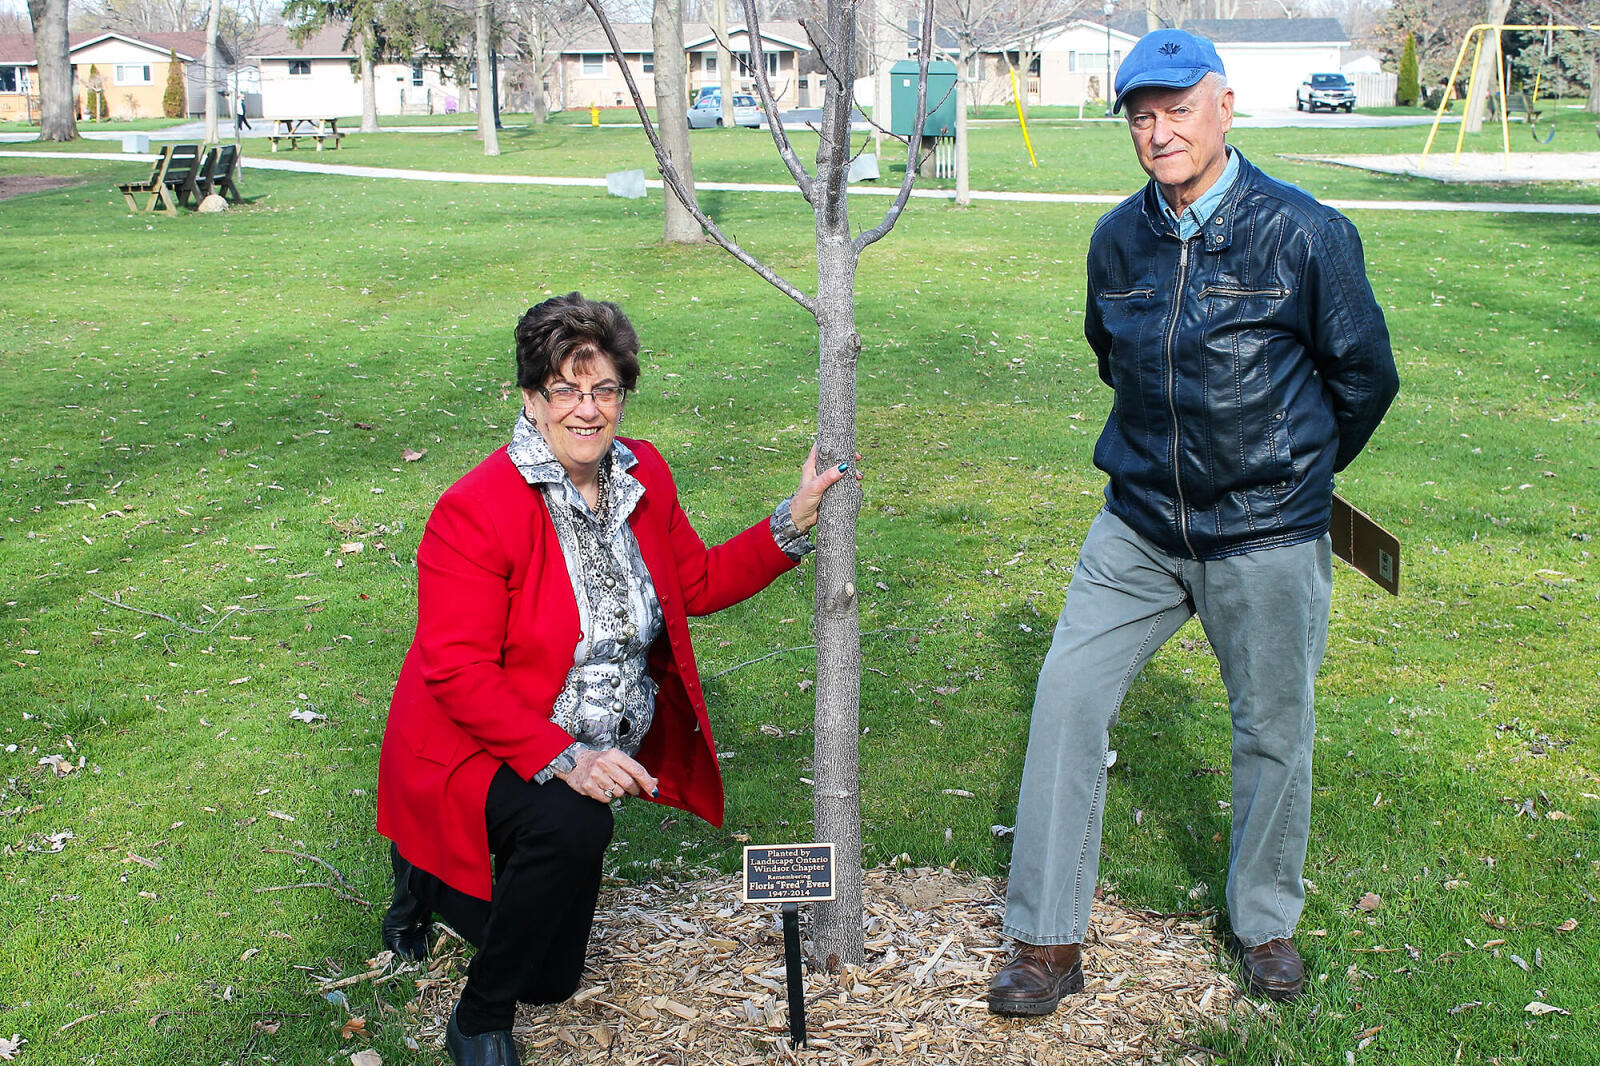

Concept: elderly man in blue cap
[[986, 29, 1398, 1014]]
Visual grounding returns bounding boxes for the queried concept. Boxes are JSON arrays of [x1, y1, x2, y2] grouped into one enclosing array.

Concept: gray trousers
[[1002, 509, 1332, 949]]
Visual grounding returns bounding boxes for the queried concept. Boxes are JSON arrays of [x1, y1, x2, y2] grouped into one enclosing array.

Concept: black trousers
[[406, 763, 614, 1035]]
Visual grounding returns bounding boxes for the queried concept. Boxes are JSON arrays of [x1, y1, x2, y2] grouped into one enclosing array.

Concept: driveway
[[1233, 107, 1452, 129]]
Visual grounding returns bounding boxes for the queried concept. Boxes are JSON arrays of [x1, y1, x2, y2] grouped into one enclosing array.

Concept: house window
[[968, 54, 980, 80], [1078, 52, 1107, 75], [411, 61, 423, 86], [581, 53, 605, 76], [0, 66, 18, 93], [288, 60, 311, 76], [1067, 51, 1076, 73], [702, 52, 716, 74], [115, 64, 153, 85], [640, 52, 652, 74]]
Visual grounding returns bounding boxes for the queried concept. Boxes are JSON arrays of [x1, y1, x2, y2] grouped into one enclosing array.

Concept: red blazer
[[376, 438, 800, 900]]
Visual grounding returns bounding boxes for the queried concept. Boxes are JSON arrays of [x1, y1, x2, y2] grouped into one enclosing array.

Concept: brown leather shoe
[[1237, 937, 1304, 1001], [986, 942, 1084, 1016]]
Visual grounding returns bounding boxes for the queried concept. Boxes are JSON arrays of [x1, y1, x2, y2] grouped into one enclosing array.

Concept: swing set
[[1421, 21, 1600, 165]]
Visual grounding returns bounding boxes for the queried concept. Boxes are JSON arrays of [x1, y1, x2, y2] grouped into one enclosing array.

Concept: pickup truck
[[1296, 73, 1356, 113]]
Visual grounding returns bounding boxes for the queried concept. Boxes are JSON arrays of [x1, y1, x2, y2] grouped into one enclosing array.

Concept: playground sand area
[[1285, 150, 1600, 183]]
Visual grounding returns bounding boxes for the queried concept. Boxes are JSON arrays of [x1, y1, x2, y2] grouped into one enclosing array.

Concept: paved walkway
[[1289, 151, 1600, 184], [4, 148, 1597, 215]]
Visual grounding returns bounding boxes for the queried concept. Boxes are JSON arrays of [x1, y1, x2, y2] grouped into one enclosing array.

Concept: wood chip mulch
[[0, 175, 83, 201], [397, 866, 1260, 1064]]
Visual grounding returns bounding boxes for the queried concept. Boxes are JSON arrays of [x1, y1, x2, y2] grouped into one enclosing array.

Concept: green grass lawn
[[1, 120, 1597, 1065]]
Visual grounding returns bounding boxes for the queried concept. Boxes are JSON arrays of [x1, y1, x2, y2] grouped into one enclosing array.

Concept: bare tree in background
[[475, 0, 500, 151], [508, 0, 586, 123], [204, 0, 223, 141], [651, 0, 699, 242], [27, 0, 78, 141], [585, 0, 935, 970], [931, 0, 1083, 204]]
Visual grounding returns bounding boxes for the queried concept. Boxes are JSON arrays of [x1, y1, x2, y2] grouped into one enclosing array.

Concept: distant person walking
[[235, 95, 251, 134]]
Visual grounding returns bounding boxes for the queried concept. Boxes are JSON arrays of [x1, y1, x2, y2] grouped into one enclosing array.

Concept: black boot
[[381, 843, 431, 962], [446, 1003, 520, 1066]]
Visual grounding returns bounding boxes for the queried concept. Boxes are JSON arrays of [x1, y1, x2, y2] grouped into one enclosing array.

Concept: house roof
[[250, 24, 356, 60], [0, 28, 229, 65], [1178, 18, 1349, 45], [561, 22, 809, 54]]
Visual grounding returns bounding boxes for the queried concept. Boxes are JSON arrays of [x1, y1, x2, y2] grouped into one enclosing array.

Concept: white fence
[[1352, 72, 1397, 108]]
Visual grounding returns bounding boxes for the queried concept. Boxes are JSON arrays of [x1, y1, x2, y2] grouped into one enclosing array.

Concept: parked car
[[1296, 73, 1356, 113], [687, 88, 763, 128]]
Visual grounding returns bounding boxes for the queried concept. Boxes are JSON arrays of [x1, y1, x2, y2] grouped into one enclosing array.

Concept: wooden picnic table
[[266, 117, 345, 151]]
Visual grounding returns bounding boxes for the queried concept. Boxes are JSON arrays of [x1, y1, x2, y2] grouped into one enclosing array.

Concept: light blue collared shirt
[[1160, 146, 1239, 241]]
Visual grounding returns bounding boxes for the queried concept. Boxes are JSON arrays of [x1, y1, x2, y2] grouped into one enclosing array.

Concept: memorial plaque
[[1331, 493, 1401, 596], [742, 843, 836, 904]]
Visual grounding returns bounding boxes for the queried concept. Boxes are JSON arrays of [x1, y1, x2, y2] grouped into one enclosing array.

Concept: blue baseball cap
[[1113, 29, 1226, 114]]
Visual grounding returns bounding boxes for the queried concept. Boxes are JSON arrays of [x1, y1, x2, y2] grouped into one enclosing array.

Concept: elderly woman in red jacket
[[375, 292, 849, 1066]]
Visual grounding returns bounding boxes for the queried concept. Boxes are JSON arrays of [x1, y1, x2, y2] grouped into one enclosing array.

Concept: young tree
[[1397, 30, 1420, 105], [163, 48, 187, 116], [586, 0, 935, 970], [28, 0, 79, 140], [508, 0, 586, 123]]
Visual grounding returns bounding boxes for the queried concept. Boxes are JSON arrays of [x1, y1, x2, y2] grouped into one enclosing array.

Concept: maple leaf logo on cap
[[1158, 42, 1182, 56]]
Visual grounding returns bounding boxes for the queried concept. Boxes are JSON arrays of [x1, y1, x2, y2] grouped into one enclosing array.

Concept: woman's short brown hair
[[514, 292, 641, 391]]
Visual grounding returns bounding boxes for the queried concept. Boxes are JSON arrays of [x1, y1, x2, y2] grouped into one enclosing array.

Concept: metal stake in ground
[[742, 843, 837, 1049]]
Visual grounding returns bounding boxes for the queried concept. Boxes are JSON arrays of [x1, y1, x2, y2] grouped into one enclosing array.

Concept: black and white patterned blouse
[[507, 413, 811, 784]]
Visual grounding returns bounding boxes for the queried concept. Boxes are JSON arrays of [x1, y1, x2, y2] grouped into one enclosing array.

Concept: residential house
[[978, 16, 1349, 111], [249, 24, 511, 118], [0, 29, 229, 122], [554, 22, 811, 112]]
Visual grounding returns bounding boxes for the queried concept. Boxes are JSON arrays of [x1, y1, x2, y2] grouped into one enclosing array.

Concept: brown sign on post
[[1331, 493, 1400, 596], [742, 843, 836, 904]]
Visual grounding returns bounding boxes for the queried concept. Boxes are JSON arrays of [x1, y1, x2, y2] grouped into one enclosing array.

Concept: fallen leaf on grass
[[350, 1051, 382, 1066], [1482, 912, 1510, 930], [1556, 918, 1578, 932], [240, 948, 259, 962], [1354, 892, 1381, 912], [265, 810, 295, 822], [289, 709, 327, 724], [0, 1035, 25, 1061], [1545, 810, 1574, 820], [1525, 1001, 1570, 1016], [401, 448, 427, 462], [339, 542, 364, 555], [254, 1019, 280, 1035], [1448, 1001, 1482, 1015], [339, 1017, 367, 1039], [941, 789, 975, 798]]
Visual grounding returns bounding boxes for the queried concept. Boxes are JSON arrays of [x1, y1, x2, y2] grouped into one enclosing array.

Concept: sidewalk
[[4, 149, 1598, 215]]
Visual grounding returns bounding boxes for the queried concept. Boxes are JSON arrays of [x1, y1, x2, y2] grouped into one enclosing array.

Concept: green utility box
[[890, 60, 957, 137]]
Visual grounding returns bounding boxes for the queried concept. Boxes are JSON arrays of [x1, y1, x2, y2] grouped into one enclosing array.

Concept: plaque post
[[741, 843, 836, 1052], [781, 902, 806, 1047]]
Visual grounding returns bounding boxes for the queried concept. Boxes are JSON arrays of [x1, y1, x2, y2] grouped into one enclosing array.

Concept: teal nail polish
[[837, 462, 849, 472]]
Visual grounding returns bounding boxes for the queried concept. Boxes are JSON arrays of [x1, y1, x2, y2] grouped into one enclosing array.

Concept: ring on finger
[[602, 788, 614, 800]]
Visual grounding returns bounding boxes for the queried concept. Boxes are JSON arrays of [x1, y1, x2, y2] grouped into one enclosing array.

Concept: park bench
[[266, 117, 345, 151], [1488, 91, 1542, 123], [117, 142, 204, 216], [196, 143, 243, 203]]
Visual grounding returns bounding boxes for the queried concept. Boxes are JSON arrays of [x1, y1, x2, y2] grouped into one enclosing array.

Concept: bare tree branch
[[738, 0, 816, 201], [855, 2, 936, 252], [582, 0, 816, 314]]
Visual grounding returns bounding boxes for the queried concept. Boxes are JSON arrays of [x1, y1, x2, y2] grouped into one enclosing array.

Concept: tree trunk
[[359, 24, 379, 133], [808, 0, 865, 975], [27, 0, 77, 141], [654, 0, 699, 242], [203, 0, 221, 142], [477, 0, 500, 154], [955, 41, 970, 206], [1462, 0, 1512, 134], [713, 0, 732, 126]]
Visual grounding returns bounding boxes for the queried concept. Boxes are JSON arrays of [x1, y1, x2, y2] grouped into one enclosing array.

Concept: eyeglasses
[[537, 385, 627, 411]]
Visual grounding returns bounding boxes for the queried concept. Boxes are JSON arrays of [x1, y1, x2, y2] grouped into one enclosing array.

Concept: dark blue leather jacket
[[1085, 152, 1398, 561]]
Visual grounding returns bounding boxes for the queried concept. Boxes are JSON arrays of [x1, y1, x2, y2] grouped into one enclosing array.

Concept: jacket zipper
[[1164, 238, 1197, 558]]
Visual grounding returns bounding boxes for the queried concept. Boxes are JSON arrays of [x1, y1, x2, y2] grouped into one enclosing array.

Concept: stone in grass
[[606, 169, 647, 199], [198, 193, 229, 213]]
